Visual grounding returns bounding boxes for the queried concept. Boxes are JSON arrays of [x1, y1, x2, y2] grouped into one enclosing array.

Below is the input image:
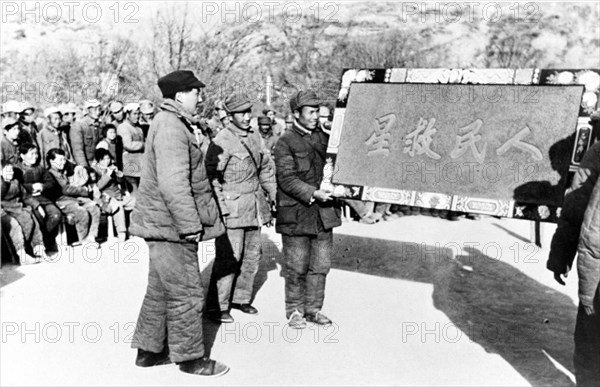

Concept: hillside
[[1, 1, 599, 114]]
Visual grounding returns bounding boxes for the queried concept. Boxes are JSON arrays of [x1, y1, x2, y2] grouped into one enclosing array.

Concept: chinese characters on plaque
[[366, 114, 543, 164]]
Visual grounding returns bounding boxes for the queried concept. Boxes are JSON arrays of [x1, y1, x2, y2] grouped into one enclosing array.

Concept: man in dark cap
[[205, 93, 277, 323], [273, 90, 342, 329], [129, 70, 229, 377], [258, 116, 279, 156], [262, 107, 284, 136]]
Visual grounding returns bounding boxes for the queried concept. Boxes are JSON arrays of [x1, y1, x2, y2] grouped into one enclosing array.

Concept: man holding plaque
[[273, 90, 342, 329]]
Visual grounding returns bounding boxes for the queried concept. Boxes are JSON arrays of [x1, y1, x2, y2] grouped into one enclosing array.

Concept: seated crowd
[[1, 96, 457, 265], [0, 99, 158, 264], [0, 98, 291, 265]]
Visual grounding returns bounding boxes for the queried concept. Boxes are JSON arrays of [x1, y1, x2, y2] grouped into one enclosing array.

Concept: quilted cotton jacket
[[273, 121, 341, 236], [205, 125, 276, 229], [129, 100, 225, 242]]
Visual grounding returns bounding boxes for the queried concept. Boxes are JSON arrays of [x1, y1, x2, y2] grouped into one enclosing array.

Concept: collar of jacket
[[46, 125, 59, 134], [227, 122, 253, 137], [260, 129, 273, 138], [160, 99, 198, 124], [292, 120, 314, 136], [161, 99, 207, 146], [82, 115, 99, 126]]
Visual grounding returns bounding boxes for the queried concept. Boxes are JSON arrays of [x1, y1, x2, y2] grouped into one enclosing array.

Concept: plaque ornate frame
[[322, 68, 600, 223]]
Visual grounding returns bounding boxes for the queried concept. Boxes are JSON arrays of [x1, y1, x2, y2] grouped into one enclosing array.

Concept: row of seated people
[[1, 140, 135, 265], [1, 101, 148, 198]]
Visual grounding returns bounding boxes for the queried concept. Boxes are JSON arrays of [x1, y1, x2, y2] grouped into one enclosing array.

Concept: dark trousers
[[3, 207, 43, 250], [28, 201, 61, 250], [282, 230, 332, 318], [574, 302, 600, 386], [132, 241, 205, 363], [61, 201, 100, 241], [209, 227, 261, 311]]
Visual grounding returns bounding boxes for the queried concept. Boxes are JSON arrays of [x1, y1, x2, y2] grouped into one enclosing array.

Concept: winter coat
[[37, 126, 74, 168], [548, 141, 600, 274], [13, 162, 61, 207], [273, 121, 342, 236], [17, 121, 39, 148], [577, 176, 600, 309], [1, 137, 19, 165], [47, 167, 90, 207], [206, 125, 276, 229], [117, 121, 144, 177], [70, 115, 101, 167], [129, 99, 225, 242]]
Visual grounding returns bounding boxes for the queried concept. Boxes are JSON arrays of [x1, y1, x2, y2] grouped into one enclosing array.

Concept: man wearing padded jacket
[[129, 70, 228, 377], [273, 90, 342, 329]]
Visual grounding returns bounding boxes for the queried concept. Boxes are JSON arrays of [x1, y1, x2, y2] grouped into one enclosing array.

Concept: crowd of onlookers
[[1, 99, 155, 264], [0, 97, 301, 265], [1, 97, 471, 266]]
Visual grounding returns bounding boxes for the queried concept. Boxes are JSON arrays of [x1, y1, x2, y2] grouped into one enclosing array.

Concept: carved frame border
[[321, 68, 600, 223]]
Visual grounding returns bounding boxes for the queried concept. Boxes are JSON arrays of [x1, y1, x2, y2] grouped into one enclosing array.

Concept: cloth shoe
[[178, 357, 229, 377], [135, 348, 171, 367], [231, 303, 258, 314], [206, 310, 234, 323], [287, 310, 307, 329], [305, 311, 332, 325]]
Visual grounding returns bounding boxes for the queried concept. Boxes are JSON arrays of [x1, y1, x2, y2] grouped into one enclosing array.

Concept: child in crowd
[[92, 148, 136, 241]]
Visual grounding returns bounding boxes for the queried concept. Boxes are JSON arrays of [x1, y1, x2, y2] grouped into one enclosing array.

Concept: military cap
[[223, 93, 253, 113], [123, 102, 140, 113], [44, 106, 61, 117], [139, 100, 155, 114], [21, 101, 35, 113], [258, 116, 272, 126], [2, 100, 24, 115], [109, 101, 124, 113], [157, 70, 205, 99], [289, 90, 320, 112], [84, 99, 101, 109]]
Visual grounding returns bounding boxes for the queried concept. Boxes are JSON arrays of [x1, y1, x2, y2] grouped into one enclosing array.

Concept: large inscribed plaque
[[333, 83, 583, 206], [324, 68, 600, 222]]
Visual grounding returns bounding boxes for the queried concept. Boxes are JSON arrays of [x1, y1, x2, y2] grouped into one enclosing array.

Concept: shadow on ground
[[251, 233, 285, 303], [0, 264, 25, 289], [201, 233, 284, 357], [329, 233, 576, 387]]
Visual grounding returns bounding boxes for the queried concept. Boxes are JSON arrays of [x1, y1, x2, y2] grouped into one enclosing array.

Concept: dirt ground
[[0, 214, 580, 386]]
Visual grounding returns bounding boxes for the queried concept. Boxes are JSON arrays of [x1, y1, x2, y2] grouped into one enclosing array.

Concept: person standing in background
[[117, 103, 144, 196]]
